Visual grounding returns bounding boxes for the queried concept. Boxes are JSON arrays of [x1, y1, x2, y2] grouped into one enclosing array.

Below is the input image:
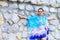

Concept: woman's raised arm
[[17, 15, 27, 19], [48, 17, 56, 20]]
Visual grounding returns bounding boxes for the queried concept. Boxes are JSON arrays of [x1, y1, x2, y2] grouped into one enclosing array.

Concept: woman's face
[[38, 9, 43, 16]]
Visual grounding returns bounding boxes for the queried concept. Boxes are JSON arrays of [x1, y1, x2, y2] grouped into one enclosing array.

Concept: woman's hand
[[48, 17, 56, 20]]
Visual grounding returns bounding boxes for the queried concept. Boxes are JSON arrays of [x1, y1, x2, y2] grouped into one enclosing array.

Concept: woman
[[18, 8, 56, 40]]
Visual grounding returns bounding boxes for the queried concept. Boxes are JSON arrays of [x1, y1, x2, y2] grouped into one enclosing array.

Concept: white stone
[[7, 20, 13, 25], [56, 0, 60, 4], [8, 2, 18, 9], [3, 13, 11, 21], [1, 23, 11, 33], [0, 1, 8, 7], [34, 6, 42, 12], [11, 13, 19, 23], [9, 0, 17, 1], [50, 7, 57, 12], [19, 25, 24, 32], [50, 0, 56, 4], [54, 32, 60, 39], [24, 0, 30, 2], [30, 12, 36, 16], [22, 19, 27, 26], [12, 9, 18, 14], [16, 32, 22, 40], [40, 0, 49, 4], [22, 31, 28, 37], [25, 5, 34, 11], [58, 8, 60, 13], [25, 11, 30, 16], [18, 0, 24, 2], [0, 8, 8, 13], [7, 33, 17, 40], [24, 27, 28, 32], [57, 13, 60, 19], [49, 19, 59, 26], [19, 11, 25, 16], [2, 33, 8, 39], [31, 0, 36, 4], [19, 19, 26, 25], [57, 25, 60, 30], [48, 34, 55, 40], [43, 6, 49, 12], [0, 35, 2, 40], [19, 4, 25, 10], [11, 24, 19, 33], [0, 29, 2, 34], [8, 9, 17, 14], [0, 12, 4, 25], [49, 25, 56, 31], [21, 38, 27, 40]]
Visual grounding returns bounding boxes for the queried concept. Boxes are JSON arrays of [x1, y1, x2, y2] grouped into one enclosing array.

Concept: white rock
[[2, 33, 8, 39], [30, 12, 36, 16], [48, 34, 55, 40], [57, 13, 60, 19], [19, 19, 26, 25], [22, 31, 28, 37], [58, 8, 60, 13], [25, 5, 34, 11], [56, 0, 60, 4], [16, 32, 22, 40], [8, 2, 18, 9], [52, 30, 60, 39], [3, 13, 11, 21], [40, 0, 49, 4], [7, 33, 17, 40], [0, 8, 8, 13], [19, 11, 25, 15], [0, 1, 8, 7], [21, 38, 27, 40], [0, 12, 4, 25], [43, 6, 49, 12], [34, 6, 42, 12], [1, 23, 11, 33], [24, 27, 28, 32], [0, 35, 2, 40], [11, 24, 19, 33], [49, 25, 56, 31], [18, 0, 24, 2], [7, 20, 13, 25], [24, 0, 30, 2], [0, 29, 2, 34], [57, 25, 60, 30], [49, 14, 59, 25], [50, 0, 56, 4], [19, 4, 25, 10], [11, 13, 19, 23], [31, 0, 36, 4], [9, 0, 17, 1], [49, 19, 59, 26], [19, 25, 24, 32], [50, 7, 57, 12], [25, 11, 30, 16]]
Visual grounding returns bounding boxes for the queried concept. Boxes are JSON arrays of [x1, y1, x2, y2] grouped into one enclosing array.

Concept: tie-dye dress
[[27, 15, 50, 40]]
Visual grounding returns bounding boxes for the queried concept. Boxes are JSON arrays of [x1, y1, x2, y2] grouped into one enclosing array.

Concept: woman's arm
[[48, 17, 56, 20], [17, 15, 27, 19]]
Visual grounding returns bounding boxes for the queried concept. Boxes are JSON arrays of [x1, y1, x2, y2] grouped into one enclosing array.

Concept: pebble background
[[0, 0, 60, 40]]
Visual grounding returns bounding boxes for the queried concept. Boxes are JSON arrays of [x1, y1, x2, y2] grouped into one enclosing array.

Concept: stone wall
[[0, 0, 60, 40]]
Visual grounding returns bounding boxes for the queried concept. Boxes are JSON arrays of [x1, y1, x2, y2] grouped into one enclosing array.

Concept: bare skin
[[18, 10, 56, 20], [18, 9, 56, 40]]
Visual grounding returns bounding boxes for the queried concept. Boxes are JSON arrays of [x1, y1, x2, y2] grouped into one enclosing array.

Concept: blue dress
[[27, 15, 50, 40]]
